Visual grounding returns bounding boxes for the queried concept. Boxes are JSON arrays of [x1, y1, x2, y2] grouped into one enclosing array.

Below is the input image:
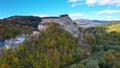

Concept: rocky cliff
[[39, 14, 84, 43]]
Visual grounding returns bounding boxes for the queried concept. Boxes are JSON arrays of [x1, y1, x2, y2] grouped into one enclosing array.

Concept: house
[[38, 23, 48, 31], [4, 39, 13, 49], [26, 34, 32, 40], [32, 30, 40, 37]]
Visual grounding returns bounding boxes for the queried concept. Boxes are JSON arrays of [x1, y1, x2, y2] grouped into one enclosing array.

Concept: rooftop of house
[[5, 35, 26, 45]]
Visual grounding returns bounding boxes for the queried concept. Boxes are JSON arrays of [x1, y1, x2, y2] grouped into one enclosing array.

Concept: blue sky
[[0, 0, 120, 20]]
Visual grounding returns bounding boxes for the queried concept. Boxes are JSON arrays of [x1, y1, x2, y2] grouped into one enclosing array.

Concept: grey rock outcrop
[[38, 14, 84, 43]]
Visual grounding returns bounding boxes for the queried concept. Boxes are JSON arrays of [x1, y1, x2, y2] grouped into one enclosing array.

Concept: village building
[[38, 23, 48, 31], [32, 29, 40, 37]]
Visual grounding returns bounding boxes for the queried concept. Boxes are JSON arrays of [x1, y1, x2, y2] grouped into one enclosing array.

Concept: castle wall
[[38, 25, 48, 30], [40, 15, 73, 24], [59, 15, 73, 23], [41, 18, 59, 23]]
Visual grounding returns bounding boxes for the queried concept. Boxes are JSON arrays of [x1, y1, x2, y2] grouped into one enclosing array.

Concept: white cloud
[[69, 13, 84, 19], [33, 14, 49, 17], [86, 0, 97, 5], [0, 17, 4, 19], [105, 16, 112, 19], [93, 10, 120, 14], [86, 0, 120, 6], [68, 0, 120, 7], [68, 0, 84, 7], [117, 3, 120, 6], [68, 0, 79, 2], [71, 3, 83, 7], [112, 18, 120, 20]]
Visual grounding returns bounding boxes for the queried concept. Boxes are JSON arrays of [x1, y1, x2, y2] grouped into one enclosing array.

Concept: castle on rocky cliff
[[37, 14, 83, 39], [38, 14, 73, 30]]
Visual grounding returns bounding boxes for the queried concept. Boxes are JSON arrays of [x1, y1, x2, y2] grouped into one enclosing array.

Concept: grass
[[96, 21, 120, 33]]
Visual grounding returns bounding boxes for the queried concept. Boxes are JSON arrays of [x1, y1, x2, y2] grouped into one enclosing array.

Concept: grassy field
[[96, 21, 120, 33]]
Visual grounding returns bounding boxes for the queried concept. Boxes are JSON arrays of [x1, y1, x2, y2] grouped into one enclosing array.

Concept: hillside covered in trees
[[68, 22, 120, 68], [0, 21, 120, 68], [0, 23, 85, 68], [6, 16, 41, 27], [0, 17, 36, 41]]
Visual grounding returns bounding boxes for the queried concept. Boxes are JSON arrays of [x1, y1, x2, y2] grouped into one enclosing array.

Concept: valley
[[0, 15, 120, 68]]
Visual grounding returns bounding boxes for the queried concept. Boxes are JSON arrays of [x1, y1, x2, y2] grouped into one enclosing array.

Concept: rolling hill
[[74, 19, 117, 27], [98, 21, 120, 33], [0, 16, 41, 41]]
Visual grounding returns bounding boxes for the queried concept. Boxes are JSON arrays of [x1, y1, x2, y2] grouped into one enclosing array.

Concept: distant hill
[[0, 16, 40, 41], [74, 19, 118, 27], [97, 21, 120, 33], [2, 16, 41, 27]]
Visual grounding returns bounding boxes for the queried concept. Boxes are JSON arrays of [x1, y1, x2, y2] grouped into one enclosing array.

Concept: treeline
[[6, 16, 41, 27], [69, 23, 120, 68], [0, 22, 120, 68], [0, 19, 34, 41], [0, 23, 85, 68]]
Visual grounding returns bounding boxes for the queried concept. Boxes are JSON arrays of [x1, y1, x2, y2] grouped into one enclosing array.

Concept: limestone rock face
[[38, 14, 84, 42], [59, 15, 78, 37]]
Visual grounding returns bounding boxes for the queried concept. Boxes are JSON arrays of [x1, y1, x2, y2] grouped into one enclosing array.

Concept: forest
[[0, 22, 120, 68], [0, 19, 35, 41], [69, 22, 120, 68]]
